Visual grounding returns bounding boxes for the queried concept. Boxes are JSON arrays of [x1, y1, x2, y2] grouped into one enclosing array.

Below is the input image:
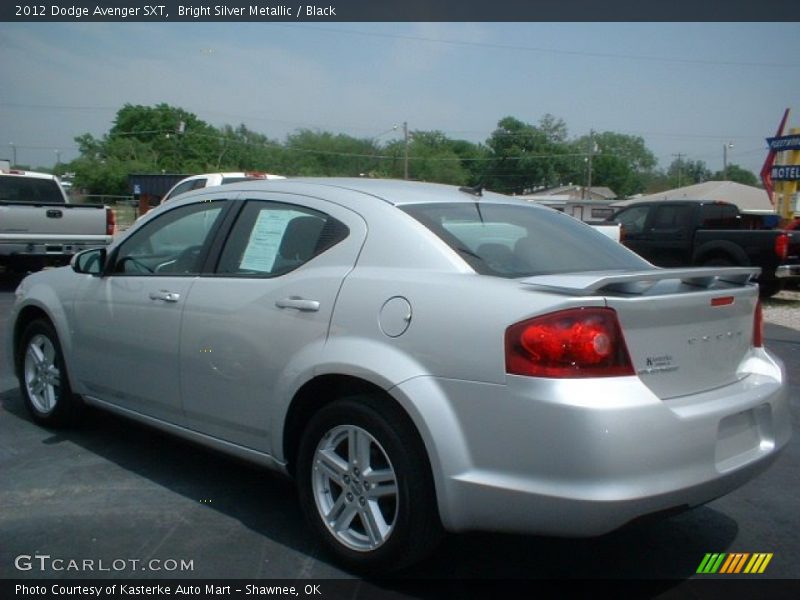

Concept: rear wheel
[[17, 319, 83, 427], [297, 396, 441, 573]]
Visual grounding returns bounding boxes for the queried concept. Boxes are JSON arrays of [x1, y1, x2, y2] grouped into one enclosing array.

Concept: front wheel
[[296, 396, 441, 573], [17, 319, 83, 427]]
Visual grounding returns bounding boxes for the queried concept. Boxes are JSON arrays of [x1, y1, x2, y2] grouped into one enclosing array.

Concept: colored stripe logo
[[696, 553, 773, 574]]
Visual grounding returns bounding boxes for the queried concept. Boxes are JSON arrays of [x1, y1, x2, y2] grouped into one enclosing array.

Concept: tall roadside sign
[[761, 109, 799, 222]]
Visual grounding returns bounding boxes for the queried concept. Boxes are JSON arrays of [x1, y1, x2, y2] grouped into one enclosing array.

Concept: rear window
[[220, 176, 258, 185], [402, 202, 649, 278], [700, 203, 740, 229], [0, 175, 65, 204]]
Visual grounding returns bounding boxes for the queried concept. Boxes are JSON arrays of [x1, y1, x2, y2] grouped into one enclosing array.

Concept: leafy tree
[[569, 131, 657, 198], [711, 164, 759, 186], [482, 116, 573, 194], [667, 158, 711, 187], [284, 129, 382, 176], [109, 103, 223, 172], [381, 130, 479, 184]]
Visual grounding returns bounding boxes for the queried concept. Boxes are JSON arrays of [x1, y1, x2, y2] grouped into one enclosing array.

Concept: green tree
[[381, 130, 480, 184], [570, 131, 657, 198], [711, 164, 759, 186], [667, 158, 711, 187], [283, 129, 382, 176], [483, 116, 573, 194]]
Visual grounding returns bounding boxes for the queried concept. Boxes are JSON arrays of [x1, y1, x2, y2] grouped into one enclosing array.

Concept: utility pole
[[403, 121, 409, 180], [671, 153, 685, 187], [585, 129, 595, 200], [723, 142, 733, 180]]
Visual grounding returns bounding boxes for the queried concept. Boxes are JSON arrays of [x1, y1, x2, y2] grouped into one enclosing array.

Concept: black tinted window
[[613, 205, 650, 234], [700, 204, 740, 229], [402, 203, 649, 278], [216, 201, 349, 277], [651, 205, 693, 230], [0, 176, 64, 203]]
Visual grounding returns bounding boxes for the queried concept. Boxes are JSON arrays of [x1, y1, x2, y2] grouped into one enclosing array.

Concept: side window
[[114, 202, 224, 275], [614, 205, 650, 235], [591, 208, 614, 220], [700, 204, 740, 229], [163, 178, 207, 202], [217, 201, 349, 277], [651, 205, 693, 231]]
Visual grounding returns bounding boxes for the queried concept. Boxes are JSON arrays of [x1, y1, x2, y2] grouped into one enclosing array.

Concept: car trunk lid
[[520, 267, 760, 399]]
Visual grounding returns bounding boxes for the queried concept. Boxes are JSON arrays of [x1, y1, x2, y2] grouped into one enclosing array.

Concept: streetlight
[[723, 142, 734, 180]]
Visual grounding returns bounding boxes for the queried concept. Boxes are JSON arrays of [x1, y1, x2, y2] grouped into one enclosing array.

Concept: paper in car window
[[240, 209, 297, 272]]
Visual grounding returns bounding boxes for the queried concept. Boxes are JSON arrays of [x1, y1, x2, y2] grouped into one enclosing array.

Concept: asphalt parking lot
[[1, 271, 798, 594]]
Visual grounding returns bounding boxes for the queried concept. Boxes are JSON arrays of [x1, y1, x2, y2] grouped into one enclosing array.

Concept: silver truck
[[0, 169, 114, 273]]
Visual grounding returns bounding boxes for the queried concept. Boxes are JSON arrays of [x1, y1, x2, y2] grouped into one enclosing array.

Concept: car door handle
[[149, 290, 181, 303], [275, 297, 320, 312]]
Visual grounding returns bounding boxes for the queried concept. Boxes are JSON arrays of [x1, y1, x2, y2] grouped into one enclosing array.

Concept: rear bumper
[[0, 239, 111, 261], [398, 349, 790, 536], [775, 264, 800, 279]]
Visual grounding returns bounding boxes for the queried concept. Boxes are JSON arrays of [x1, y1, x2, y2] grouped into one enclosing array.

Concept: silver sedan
[[6, 178, 791, 572]]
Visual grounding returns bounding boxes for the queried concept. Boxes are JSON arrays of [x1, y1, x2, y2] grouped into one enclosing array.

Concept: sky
[[1, 21, 799, 177]]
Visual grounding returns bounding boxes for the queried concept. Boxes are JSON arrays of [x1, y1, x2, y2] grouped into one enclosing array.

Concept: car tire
[[17, 319, 83, 427], [297, 396, 442, 573]]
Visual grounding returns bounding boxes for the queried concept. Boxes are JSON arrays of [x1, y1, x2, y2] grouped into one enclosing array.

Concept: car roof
[[0, 169, 58, 180], [220, 177, 534, 208]]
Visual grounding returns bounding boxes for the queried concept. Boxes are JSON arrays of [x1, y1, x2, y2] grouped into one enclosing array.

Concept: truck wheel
[[17, 319, 83, 427], [296, 396, 442, 573]]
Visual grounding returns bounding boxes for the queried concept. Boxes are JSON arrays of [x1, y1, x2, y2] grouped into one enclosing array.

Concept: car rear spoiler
[[519, 267, 760, 296]]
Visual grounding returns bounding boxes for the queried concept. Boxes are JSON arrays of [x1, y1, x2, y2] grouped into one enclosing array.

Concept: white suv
[[161, 171, 285, 204]]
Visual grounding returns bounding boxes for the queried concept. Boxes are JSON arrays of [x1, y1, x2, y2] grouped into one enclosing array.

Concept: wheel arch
[[283, 374, 417, 478], [692, 240, 748, 266], [13, 304, 57, 373]]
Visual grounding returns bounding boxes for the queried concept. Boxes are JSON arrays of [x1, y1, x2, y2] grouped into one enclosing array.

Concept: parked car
[[610, 200, 800, 296], [0, 169, 114, 273], [7, 179, 790, 572], [160, 171, 285, 204]]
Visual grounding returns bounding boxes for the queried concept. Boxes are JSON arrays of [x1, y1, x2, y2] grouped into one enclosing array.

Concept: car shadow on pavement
[[1, 387, 739, 585]]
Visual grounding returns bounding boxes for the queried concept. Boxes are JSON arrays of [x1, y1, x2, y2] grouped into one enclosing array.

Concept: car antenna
[[459, 185, 483, 197]]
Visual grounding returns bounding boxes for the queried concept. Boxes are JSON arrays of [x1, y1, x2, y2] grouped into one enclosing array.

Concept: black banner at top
[[2, 0, 800, 22]]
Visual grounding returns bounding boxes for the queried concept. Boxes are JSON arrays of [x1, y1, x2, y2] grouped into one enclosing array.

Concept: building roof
[[612, 181, 775, 212], [520, 185, 618, 201]]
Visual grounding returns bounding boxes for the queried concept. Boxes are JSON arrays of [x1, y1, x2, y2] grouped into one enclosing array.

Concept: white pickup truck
[[0, 169, 114, 273]]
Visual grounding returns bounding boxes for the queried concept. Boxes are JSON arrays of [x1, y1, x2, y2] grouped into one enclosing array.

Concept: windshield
[[402, 202, 650, 278]]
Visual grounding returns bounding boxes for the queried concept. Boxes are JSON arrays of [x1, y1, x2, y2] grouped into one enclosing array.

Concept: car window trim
[[204, 197, 351, 280], [105, 198, 238, 278]]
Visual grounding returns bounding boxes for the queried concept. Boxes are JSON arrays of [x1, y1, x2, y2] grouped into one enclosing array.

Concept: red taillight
[[774, 233, 788, 260], [505, 308, 635, 378], [753, 301, 764, 348], [106, 207, 116, 236]]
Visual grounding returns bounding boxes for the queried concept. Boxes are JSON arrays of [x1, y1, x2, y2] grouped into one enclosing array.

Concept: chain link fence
[[70, 194, 139, 232]]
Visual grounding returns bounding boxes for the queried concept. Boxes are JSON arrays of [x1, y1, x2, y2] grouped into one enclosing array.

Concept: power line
[[274, 24, 800, 69]]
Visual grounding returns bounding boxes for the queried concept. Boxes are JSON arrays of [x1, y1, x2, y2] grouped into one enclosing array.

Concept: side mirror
[[71, 248, 107, 276]]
